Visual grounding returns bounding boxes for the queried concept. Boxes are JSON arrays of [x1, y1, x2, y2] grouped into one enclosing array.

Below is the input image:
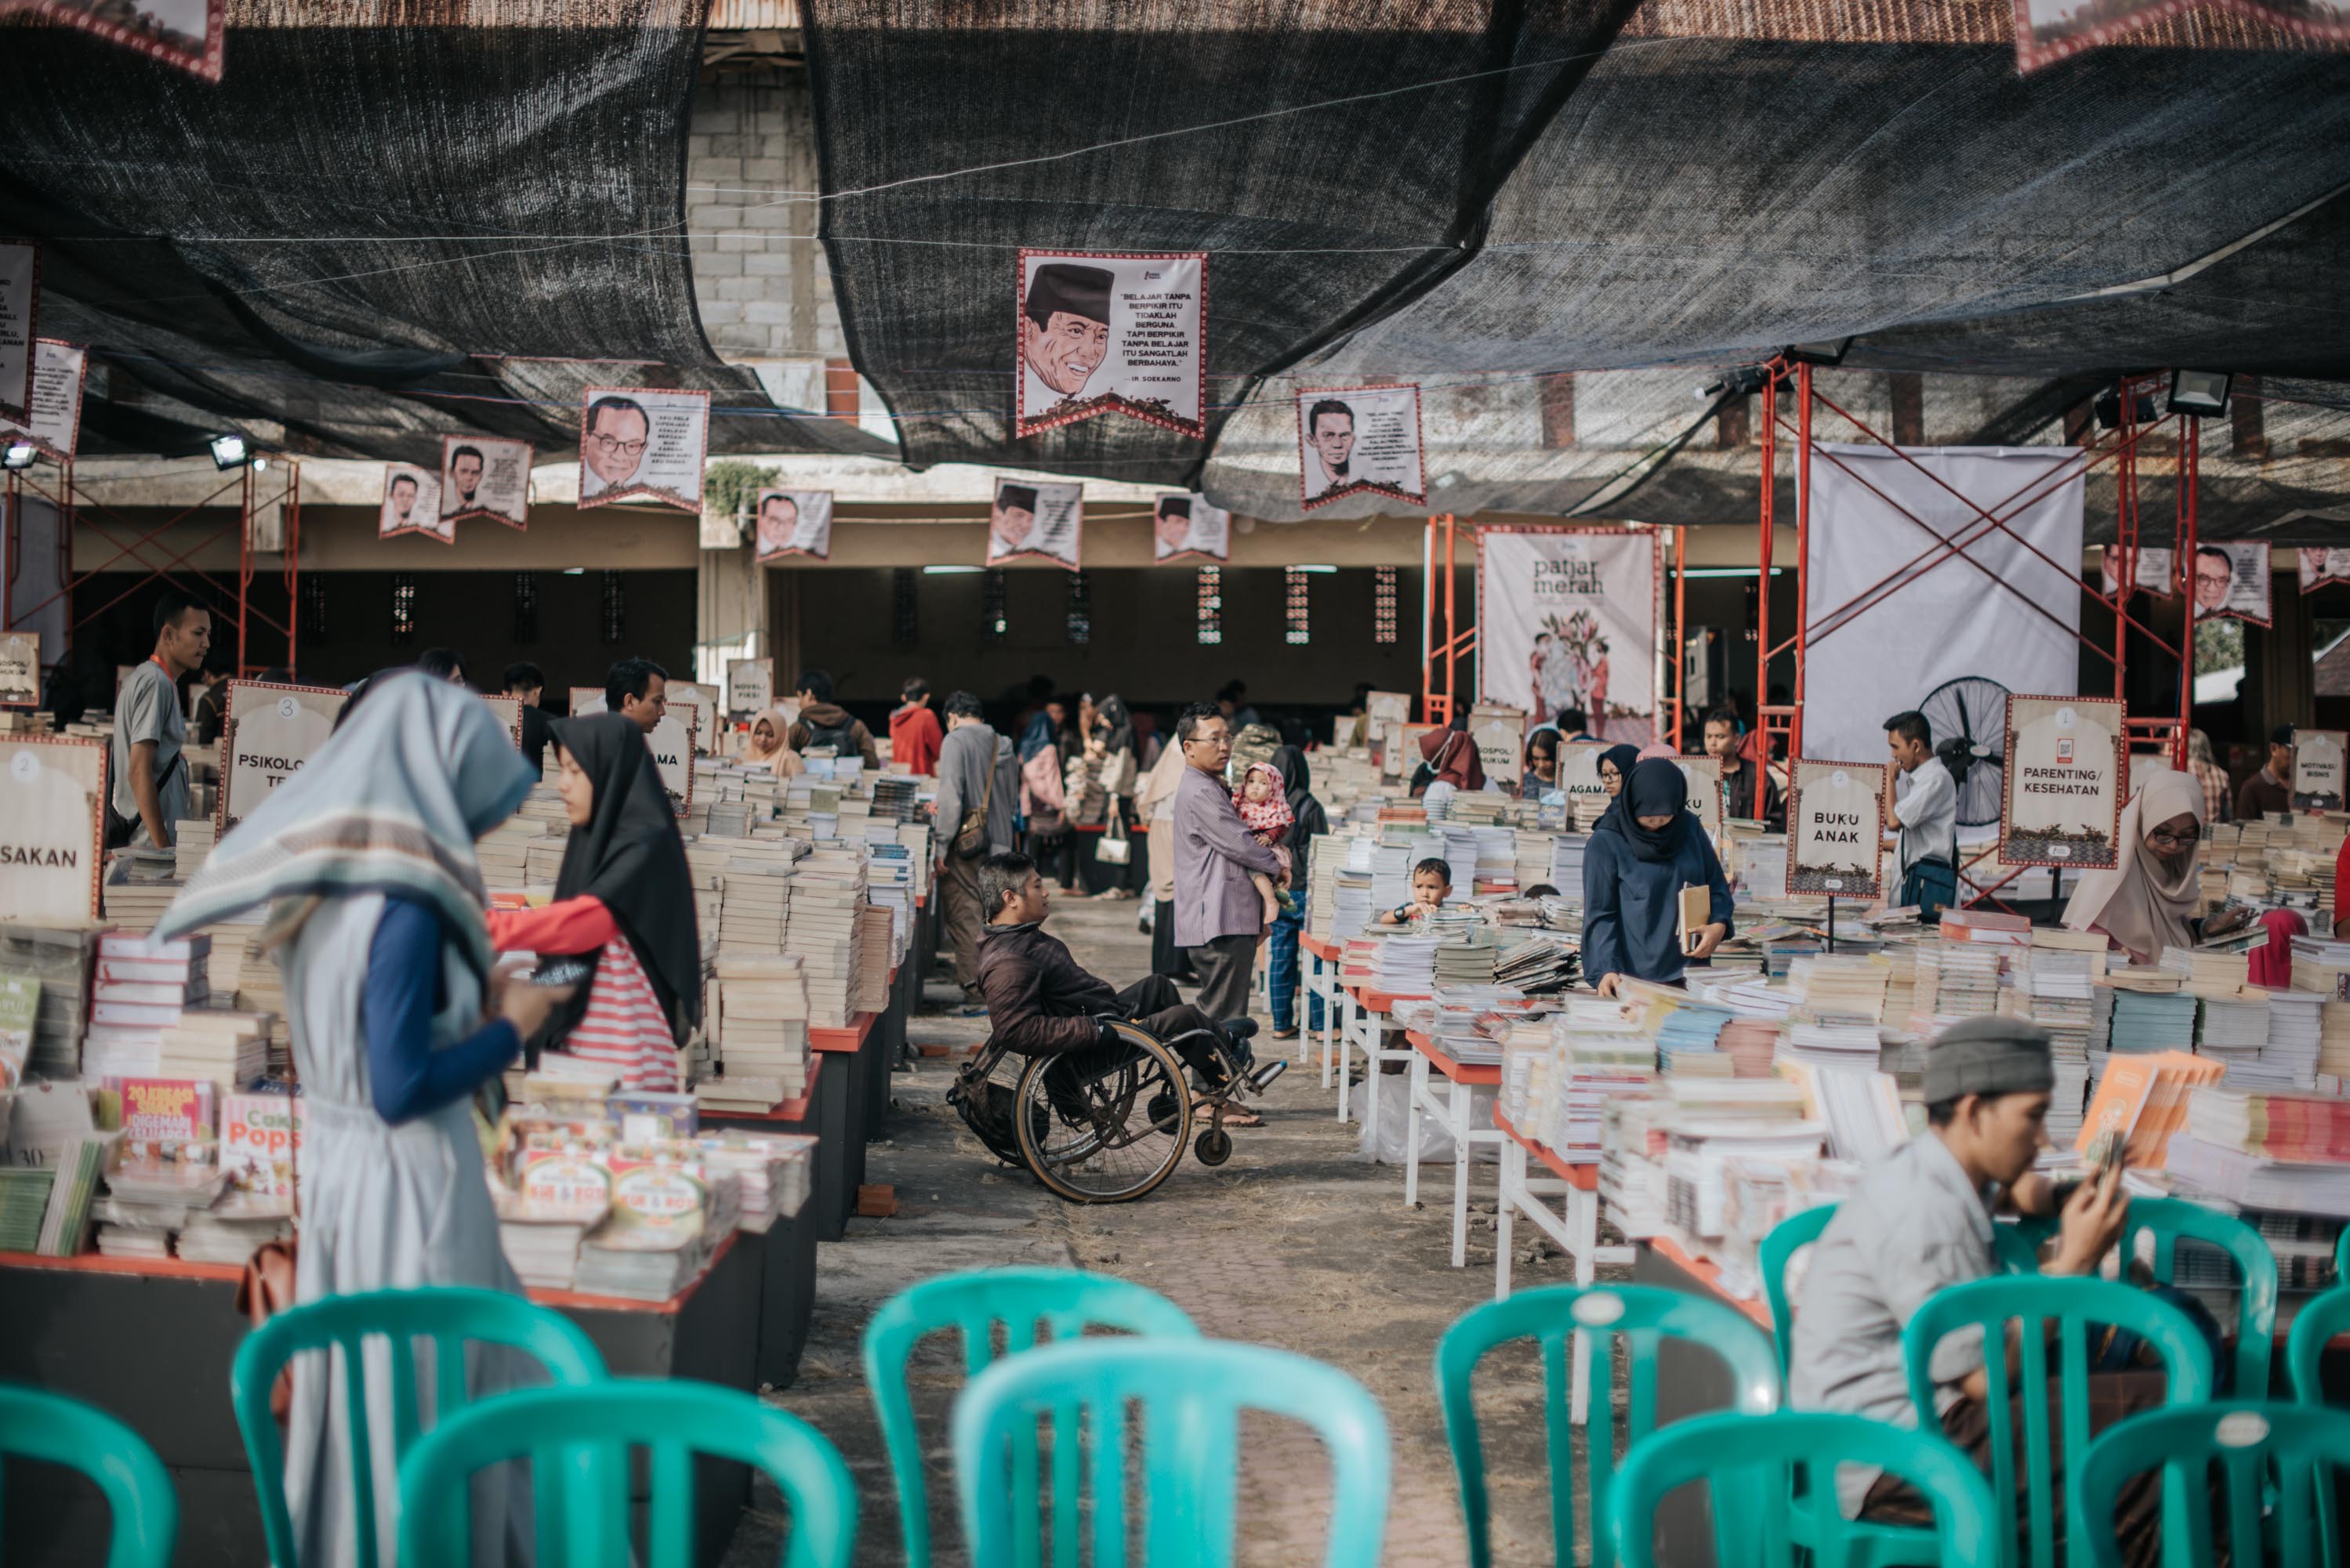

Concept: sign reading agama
[[647, 704, 695, 817]]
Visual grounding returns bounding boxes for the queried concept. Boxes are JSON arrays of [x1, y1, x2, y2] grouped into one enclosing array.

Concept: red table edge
[[702, 1050, 820, 1121], [809, 1009, 880, 1052], [1351, 986, 1430, 1013], [1301, 933, 1340, 963], [1404, 1030, 1503, 1086], [527, 1230, 742, 1315], [1644, 1233, 1775, 1331], [1488, 1104, 1600, 1190]]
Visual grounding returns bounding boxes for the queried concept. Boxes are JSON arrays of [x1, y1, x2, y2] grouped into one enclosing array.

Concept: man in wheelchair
[[974, 851, 1271, 1128]]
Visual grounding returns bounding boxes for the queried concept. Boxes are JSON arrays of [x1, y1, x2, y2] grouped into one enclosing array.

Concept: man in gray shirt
[[111, 590, 210, 849], [1170, 702, 1283, 1023], [934, 690, 1018, 1009], [1790, 1017, 2152, 1558]]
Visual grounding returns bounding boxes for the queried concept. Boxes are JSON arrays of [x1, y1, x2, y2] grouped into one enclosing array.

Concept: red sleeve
[[487, 895, 616, 954], [2336, 838, 2350, 931]]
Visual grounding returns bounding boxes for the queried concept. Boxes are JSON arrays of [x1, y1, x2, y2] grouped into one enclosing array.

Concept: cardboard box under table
[[0, 1235, 763, 1567]]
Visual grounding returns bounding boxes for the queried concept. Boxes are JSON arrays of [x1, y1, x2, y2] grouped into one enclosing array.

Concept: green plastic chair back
[[2338, 1226, 2349, 1285], [1902, 1275, 2214, 1568], [2285, 1284, 2350, 1565], [1760, 1204, 2040, 1384], [863, 1267, 1200, 1568], [2112, 1195, 2277, 1394], [230, 1284, 607, 1568], [2077, 1401, 2350, 1568], [1605, 1410, 1999, 1568], [0, 1383, 177, 1568], [1434, 1283, 1779, 1568], [951, 1338, 1388, 1568], [394, 1378, 854, 1568]]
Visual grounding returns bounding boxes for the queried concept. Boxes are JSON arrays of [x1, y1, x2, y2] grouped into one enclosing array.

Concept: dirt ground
[[724, 894, 1621, 1566]]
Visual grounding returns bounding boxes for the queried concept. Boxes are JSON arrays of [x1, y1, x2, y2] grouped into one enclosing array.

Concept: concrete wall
[[685, 71, 840, 367]]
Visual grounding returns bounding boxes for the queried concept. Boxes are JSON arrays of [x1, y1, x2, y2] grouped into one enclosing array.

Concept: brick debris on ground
[[724, 896, 1628, 1567]]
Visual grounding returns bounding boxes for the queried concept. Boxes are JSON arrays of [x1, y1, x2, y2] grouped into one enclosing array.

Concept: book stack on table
[[786, 849, 867, 1028], [0, 922, 100, 1080], [703, 955, 808, 1111], [696, 1131, 817, 1229], [83, 932, 210, 1081]]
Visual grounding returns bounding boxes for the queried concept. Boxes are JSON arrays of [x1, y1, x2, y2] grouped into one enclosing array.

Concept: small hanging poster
[[0, 733, 105, 923], [440, 434, 531, 530], [379, 462, 452, 544], [987, 477, 1083, 570], [219, 682, 350, 834], [0, 239, 37, 425], [2294, 728, 2348, 813], [1785, 760, 1886, 900], [0, 632, 38, 708], [1014, 250, 1206, 440], [1296, 383, 1424, 510], [0, 0, 226, 81], [2301, 549, 2350, 592], [0, 339, 85, 462], [2190, 541, 2271, 628], [2015, 0, 2350, 75], [578, 386, 710, 512], [2098, 546, 2173, 600], [754, 489, 835, 562], [1152, 493, 1231, 563], [2000, 694, 2124, 870]]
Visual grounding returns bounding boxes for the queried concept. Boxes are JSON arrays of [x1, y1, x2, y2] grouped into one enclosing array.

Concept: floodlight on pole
[[1782, 337, 1854, 366], [2166, 369, 2232, 419], [2, 440, 35, 471], [209, 433, 252, 469]]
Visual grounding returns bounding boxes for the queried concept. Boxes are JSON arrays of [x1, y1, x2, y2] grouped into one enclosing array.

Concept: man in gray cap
[[1790, 1016, 2141, 1549]]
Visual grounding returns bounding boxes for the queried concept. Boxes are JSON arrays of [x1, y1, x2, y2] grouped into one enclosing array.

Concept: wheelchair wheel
[[1014, 1021, 1192, 1204], [948, 1041, 1046, 1167], [1194, 1128, 1232, 1167]]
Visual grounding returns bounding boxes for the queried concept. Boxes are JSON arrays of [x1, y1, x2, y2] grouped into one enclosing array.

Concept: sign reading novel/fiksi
[[1786, 759, 1886, 900], [2294, 728, 2348, 813], [1, 735, 105, 923], [726, 658, 774, 717], [648, 704, 695, 817], [220, 682, 348, 833], [2000, 694, 2124, 870]]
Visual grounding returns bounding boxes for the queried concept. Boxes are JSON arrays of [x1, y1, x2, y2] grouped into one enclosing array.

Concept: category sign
[[480, 694, 525, 750], [725, 657, 774, 716], [1785, 759, 1886, 900], [2000, 694, 2125, 870], [219, 682, 348, 833], [987, 477, 1083, 570], [1468, 704, 1525, 788], [0, 239, 37, 425], [1296, 382, 1423, 510], [440, 434, 531, 530], [1676, 755, 1724, 838], [1014, 249, 1206, 440], [753, 488, 834, 562], [0, 734, 105, 923], [578, 386, 710, 513], [647, 705, 695, 817], [675, 683, 723, 755], [379, 462, 451, 544], [1152, 493, 1230, 563], [0, 339, 85, 462], [2294, 728, 2348, 813], [0, 632, 38, 708], [1557, 741, 1606, 806]]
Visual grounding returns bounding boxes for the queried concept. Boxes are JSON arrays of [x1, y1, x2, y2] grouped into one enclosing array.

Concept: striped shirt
[[487, 896, 678, 1092]]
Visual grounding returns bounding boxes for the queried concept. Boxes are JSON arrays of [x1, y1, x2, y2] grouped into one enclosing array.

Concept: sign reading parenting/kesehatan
[[1015, 251, 1206, 440], [2000, 695, 2124, 871], [440, 434, 531, 530], [578, 386, 710, 512], [1296, 383, 1423, 510], [0, 339, 85, 462], [1, 735, 105, 923], [647, 705, 695, 817], [220, 682, 349, 833], [1786, 760, 1886, 900], [0, 632, 38, 708]]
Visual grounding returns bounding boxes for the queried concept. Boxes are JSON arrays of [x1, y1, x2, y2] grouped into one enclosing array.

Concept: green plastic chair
[[2077, 1401, 2350, 1568], [1605, 1410, 2000, 1568], [0, 1383, 177, 1568], [230, 1284, 607, 1568], [394, 1378, 854, 1568], [862, 1266, 1199, 1568], [2337, 1226, 2348, 1284], [1902, 1275, 2214, 1568], [951, 1338, 1388, 1568], [2110, 1196, 2277, 1395], [2285, 1284, 2350, 1564], [1433, 1283, 1779, 1568], [1761, 1206, 2041, 1385]]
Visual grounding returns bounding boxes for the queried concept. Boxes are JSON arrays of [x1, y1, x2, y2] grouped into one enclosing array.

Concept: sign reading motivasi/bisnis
[[2294, 729, 2348, 813], [1015, 250, 1206, 440], [0, 735, 106, 923], [2000, 694, 2124, 870], [0, 632, 38, 708], [1786, 760, 1886, 900], [647, 705, 695, 817], [220, 682, 348, 833]]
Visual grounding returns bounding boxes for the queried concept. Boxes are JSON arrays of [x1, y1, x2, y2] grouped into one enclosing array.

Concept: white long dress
[[278, 892, 532, 1568]]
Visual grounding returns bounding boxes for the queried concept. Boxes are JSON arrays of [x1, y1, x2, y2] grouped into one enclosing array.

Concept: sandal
[[1271, 1027, 1300, 1041], [1209, 1104, 1264, 1128]]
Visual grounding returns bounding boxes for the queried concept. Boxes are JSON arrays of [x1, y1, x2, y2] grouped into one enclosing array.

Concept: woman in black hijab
[[1580, 759, 1732, 998], [487, 713, 701, 1088], [1265, 745, 1329, 1041]]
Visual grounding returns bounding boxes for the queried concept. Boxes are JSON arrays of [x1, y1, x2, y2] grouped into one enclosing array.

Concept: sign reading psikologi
[[1015, 250, 1206, 440], [219, 682, 348, 833], [440, 434, 531, 530], [578, 386, 710, 512], [2294, 729, 2348, 813], [1786, 760, 1886, 900], [2000, 694, 2124, 870], [1296, 383, 1423, 510], [0, 734, 104, 923]]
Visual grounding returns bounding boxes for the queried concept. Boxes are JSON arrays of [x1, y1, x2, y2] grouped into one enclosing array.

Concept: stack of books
[[708, 954, 809, 1103], [156, 1009, 270, 1090], [84, 932, 210, 1080], [176, 1211, 294, 1266], [718, 860, 794, 954], [473, 818, 546, 892], [851, 904, 894, 1015], [0, 922, 100, 1080], [0, 1167, 56, 1251], [172, 818, 217, 882], [695, 1131, 817, 1229], [787, 849, 867, 1027], [100, 853, 180, 931]]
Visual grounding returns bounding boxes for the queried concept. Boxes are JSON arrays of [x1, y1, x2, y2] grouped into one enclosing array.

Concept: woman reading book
[[1581, 758, 1732, 997]]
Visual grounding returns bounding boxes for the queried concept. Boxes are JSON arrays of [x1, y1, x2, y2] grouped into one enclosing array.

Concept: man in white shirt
[[1885, 708, 1957, 916]]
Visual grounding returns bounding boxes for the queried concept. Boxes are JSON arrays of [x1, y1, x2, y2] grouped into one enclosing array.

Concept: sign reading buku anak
[[2000, 694, 2123, 870], [1786, 759, 1884, 900], [220, 682, 349, 834]]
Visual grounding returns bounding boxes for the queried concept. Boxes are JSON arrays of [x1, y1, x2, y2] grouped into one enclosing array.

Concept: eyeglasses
[[1184, 733, 1231, 749], [588, 436, 647, 459], [2146, 827, 2200, 849]]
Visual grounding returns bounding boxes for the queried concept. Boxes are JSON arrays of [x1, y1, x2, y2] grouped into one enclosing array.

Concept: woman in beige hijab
[[2061, 767, 2203, 966], [738, 707, 803, 777]]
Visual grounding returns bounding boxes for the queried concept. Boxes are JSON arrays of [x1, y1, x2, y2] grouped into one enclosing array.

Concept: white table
[[1491, 1104, 1635, 1421]]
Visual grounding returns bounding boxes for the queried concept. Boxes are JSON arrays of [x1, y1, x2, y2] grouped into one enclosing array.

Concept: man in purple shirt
[[1170, 702, 1286, 1021]]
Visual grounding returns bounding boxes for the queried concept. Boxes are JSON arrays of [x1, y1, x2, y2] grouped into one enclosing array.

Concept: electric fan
[[1917, 675, 2010, 827]]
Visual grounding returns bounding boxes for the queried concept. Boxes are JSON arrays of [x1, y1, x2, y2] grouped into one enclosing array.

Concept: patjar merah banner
[[2000, 694, 2124, 870], [220, 682, 349, 833], [579, 386, 710, 512], [1015, 250, 1206, 439], [1296, 383, 1423, 510], [1786, 760, 1886, 900], [1478, 527, 1659, 745]]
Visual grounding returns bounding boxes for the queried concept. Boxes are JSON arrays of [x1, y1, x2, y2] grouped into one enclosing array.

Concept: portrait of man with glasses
[[580, 394, 651, 499]]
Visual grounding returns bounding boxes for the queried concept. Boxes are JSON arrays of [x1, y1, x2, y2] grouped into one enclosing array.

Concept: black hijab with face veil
[[549, 713, 702, 1037], [1600, 759, 1693, 864]]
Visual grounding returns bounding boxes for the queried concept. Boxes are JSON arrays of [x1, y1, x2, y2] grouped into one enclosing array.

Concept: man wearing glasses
[[581, 395, 651, 498], [1170, 703, 1286, 1028]]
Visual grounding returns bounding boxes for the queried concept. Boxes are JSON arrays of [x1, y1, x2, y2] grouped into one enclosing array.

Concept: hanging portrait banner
[[2000, 694, 2124, 870], [1151, 493, 1230, 563], [379, 462, 451, 544], [753, 488, 835, 563], [0, 240, 38, 425], [1468, 704, 1526, 788], [1786, 760, 1887, 900], [1476, 526, 1659, 745], [2098, 546, 2174, 600], [726, 658, 774, 716], [479, 695, 525, 751], [987, 477, 1083, 570], [219, 682, 349, 834], [578, 386, 709, 512], [1296, 383, 1423, 510], [2191, 540, 2272, 627], [2301, 549, 2350, 592], [0, 0, 225, 80], [1, 734, 105, 922], [676, 684, 723, 755], [440, 434, 531, 530], [0, 632, 38, 708], [2294, 728, 2348, 813], [0, 339, 85, 462], [1014, 249, 1206, 440], [2015, 0, 2350, 74], [647, 707, 695, 817], [1676, 755, 1725, 838]]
